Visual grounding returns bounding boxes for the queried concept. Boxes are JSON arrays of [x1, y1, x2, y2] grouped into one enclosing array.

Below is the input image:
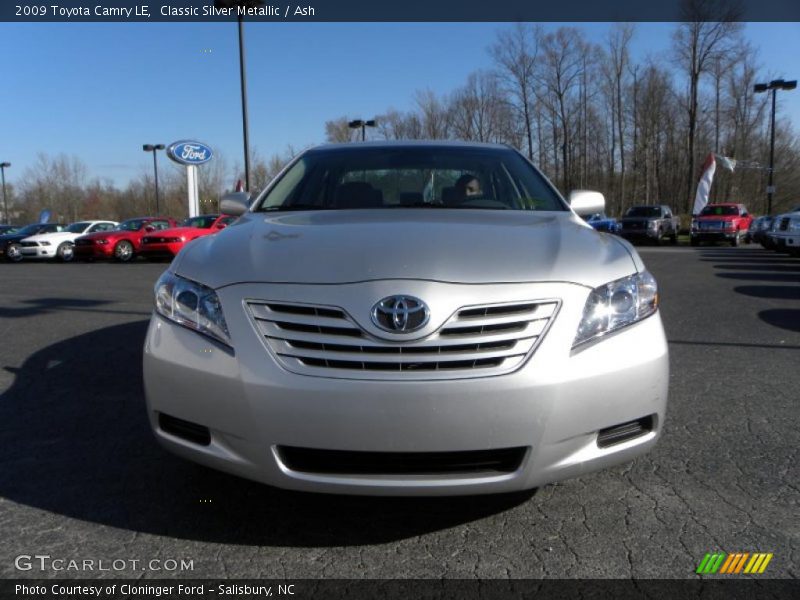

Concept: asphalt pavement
[[0, 246, 797, 579]]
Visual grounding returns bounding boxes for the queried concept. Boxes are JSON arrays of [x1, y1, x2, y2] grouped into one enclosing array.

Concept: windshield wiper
[[262, 205, 333, 212]]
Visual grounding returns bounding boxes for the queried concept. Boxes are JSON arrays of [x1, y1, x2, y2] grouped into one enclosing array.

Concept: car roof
[[311, 140, 512, 153]]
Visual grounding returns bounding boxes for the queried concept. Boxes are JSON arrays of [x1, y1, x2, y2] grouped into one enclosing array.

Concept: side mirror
[[216, 223, 228, 229], [569, 190, 605, 217], [220, 192, 251, 216], [144, 226, 155, 232]]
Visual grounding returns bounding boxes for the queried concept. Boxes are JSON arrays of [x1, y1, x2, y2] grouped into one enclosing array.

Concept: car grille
[[74, 239, 94, 246], [246, 299, 559, 380], [699, 220, 724, 230], [20, 241, 39, 247], [277, 445, 528, 475], [622, 220, 645, 230]]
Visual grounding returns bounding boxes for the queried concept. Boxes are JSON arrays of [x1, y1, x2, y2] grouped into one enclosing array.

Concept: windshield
[[66, 221, 92, 233], [700, 205, 738, 216], [115, 219, 147, 232], [14, 224, 43, 236], [625, 206, 661, 218], [180, 215, 219, 229], [255, 146, 566, 212]]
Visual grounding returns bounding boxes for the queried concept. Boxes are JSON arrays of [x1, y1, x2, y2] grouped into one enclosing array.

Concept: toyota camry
[[144, 141, 669, 496]]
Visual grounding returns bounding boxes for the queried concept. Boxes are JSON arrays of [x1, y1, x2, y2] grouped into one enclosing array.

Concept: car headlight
[[40, 241, 51, 246], [96, 239, 108, 245], [788, 220, 800, 232], [648, 220, 658, 229], [574, 271, 659, 348], [154, 271, 231, 346]]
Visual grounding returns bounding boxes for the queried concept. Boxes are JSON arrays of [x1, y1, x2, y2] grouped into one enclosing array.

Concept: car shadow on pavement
[[758, 309, 800, 333], [715, 272, 800, 282], [0, 321, 533, 547], [714, 263, 800, 272], [734, 285, 800, 300], [0, 297, 114, 319]]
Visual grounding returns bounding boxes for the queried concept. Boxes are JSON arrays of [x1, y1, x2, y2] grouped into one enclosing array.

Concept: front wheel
[[113, 240, 135, 262], [670, 232, 678, 245], [690, 238, 699, 247], [731, 232, 740, 247], [57, 242, 75, 262], [6, 243, 23, 262]]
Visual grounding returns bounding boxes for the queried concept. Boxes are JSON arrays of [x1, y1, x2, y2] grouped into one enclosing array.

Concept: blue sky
[[2, 22, 800, 188]]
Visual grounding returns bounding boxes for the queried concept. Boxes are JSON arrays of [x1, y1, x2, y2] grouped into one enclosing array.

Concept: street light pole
[[754, 78, 796, 215], [142, 144, 165, 215], [0, 162, 10, 225], [348, 119, 377, 141], [238, 16, 251, 192]]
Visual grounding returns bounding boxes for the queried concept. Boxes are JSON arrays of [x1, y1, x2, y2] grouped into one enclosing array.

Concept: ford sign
[[167, 141, 213, 165]]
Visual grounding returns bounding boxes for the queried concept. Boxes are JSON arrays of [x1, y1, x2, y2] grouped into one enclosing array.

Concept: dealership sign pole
[[166, 141, 214, 217]]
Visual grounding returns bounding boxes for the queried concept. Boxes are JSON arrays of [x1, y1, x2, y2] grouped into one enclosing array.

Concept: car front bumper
[[21, 246, 56, 258], [690, 230, 738, 241], [144, 280, 669, 496]]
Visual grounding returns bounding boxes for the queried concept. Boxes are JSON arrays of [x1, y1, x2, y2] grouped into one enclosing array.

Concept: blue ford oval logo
[[371, 296, 430, 333], [167, 140, 213, 165]]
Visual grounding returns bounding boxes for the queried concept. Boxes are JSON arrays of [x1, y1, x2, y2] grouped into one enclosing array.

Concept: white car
[[21, 220, 118, 261]]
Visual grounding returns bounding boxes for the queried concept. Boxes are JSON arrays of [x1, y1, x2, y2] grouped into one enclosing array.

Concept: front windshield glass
[[180, 215, 219, 228], [66, 221, 92, 233], [14, 224, 42, 236], [700, 205, 738, 216], [116, 219, 147, 232], [625, 206, 660, 218], [255, 146, 566, 212]]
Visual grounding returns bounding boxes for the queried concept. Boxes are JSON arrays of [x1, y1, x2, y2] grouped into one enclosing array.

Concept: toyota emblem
[[371, 296, 430, 333]]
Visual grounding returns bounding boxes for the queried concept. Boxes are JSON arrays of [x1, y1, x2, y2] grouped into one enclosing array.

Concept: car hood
[[174, 210, 640, 289], [22, 231, 76, 243], [78, 230, 126, 240]]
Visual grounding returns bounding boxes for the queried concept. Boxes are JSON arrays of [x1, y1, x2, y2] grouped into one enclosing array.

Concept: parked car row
[[0, 214, 234, 263]]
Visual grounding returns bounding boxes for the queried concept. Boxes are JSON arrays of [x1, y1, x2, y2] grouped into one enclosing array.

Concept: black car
[[0, 223, 66, 262]]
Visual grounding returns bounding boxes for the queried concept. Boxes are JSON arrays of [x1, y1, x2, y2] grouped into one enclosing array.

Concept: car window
[[149, 220, 171, 230]]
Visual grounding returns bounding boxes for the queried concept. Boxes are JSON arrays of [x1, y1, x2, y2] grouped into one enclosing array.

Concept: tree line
[[326, 17, 799, 218]]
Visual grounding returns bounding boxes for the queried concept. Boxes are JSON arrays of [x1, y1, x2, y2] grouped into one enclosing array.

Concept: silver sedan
[[144, 141, 668, 496]]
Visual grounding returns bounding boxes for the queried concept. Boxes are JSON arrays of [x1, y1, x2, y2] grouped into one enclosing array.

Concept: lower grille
[[597, 415, 654, 448], [278, 446, 527, 475], [159, 413, 211, 446], [21, 241, 39, 247], [246, 299, 559, 380]]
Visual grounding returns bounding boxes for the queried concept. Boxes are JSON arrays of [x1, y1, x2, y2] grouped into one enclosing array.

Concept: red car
[[139, 214, 236, 259], [74, 217, 178, 262], [690, 203, 753, 246]]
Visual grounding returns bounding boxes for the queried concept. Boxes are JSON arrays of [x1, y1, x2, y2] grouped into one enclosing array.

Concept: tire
[[6, 243, 23, 262], [670, 232, 678, 245], [690, 238, 699, 247], [731, 232, 740, 247], [113, 240, 135, 262], [56, 242, 75, 262]]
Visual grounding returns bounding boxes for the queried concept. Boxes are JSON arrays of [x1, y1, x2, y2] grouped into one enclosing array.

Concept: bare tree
[[490, 23, 540, 160], [672, 0, 743, 212]]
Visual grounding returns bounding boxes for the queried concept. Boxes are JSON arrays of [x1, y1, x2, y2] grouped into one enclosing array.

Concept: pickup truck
[[690, 203, 753, 246], [618, 205, 679, 244]]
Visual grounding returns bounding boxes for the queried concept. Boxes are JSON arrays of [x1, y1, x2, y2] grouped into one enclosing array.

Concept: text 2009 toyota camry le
[[143, 141, 668, 496]]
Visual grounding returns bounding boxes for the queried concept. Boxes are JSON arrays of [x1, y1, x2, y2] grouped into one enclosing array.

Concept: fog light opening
[[158, 413, 211, 446], [597, 415, 655, 448]]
